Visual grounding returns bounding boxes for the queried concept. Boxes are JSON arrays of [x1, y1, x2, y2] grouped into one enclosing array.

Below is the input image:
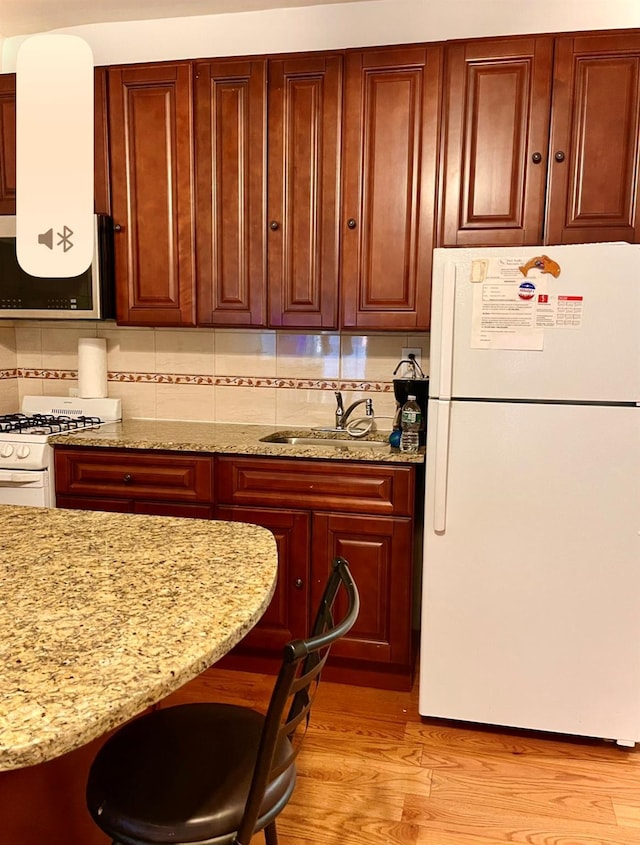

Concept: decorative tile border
[[15, 369, 77, 381], [8, 369, 395, 392]]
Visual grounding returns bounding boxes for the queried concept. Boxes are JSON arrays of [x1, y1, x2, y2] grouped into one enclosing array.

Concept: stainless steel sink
[[260, 433, 390, 450]]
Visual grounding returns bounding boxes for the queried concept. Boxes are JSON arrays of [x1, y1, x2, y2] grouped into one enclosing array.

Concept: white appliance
[[0, 396, 121, 508], [420, 243, 640, 746]]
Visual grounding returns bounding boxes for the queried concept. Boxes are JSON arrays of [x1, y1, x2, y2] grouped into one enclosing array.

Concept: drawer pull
[[123, 473, 133, 484], [294, 579, 303, 589]]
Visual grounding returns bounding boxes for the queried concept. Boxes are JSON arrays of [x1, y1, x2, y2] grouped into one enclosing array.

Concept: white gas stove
[[0, 396, 122, 507]]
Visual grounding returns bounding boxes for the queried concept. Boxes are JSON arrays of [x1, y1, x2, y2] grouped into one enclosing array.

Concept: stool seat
[[87, 703, 296, 844]]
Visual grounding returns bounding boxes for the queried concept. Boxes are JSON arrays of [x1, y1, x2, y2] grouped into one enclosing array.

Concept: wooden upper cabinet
[[439, 36, 554, 247], [108, 63, 196, 326], [0, 75, 16, 215], [195, 59, 267, 327], [0, 71, 111, 217], [267, 54, 342, 329], [341, 45, 442, 330], [93, 68, 111, 216], [545, 32, 640, 244]]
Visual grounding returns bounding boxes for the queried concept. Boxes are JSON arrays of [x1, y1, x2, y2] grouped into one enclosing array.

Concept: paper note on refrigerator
[[471, 258, 546, 350], [535, 295, 584, 328]]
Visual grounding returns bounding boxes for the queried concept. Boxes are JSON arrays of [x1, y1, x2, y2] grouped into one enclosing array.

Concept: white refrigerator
[[419, 243, 640, 745]]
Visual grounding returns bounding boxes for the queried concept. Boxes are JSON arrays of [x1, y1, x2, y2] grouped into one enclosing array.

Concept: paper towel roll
[[78, 338, 108, 399]]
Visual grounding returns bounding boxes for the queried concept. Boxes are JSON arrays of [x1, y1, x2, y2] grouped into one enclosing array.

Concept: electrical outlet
[[401, 347, 422, 367]]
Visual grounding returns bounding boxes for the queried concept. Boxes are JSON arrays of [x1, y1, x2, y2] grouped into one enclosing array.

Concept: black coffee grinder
[[392, 354, 429, 445]]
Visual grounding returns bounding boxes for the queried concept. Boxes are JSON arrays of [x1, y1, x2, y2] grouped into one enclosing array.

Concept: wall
[[0, 326, 17, 409], [3, 0, 640, 68], [7, 321, 428, 427]]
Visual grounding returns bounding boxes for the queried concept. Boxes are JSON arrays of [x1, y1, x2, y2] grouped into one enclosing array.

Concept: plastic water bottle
[[400, 395, 421, 453]]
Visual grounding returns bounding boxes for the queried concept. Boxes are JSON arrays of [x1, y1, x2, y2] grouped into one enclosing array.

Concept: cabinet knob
[[294, 578, 303, 589], [554, 150, 566, 163], [269, 220, 280, 231], [123, 473, 132, 484], [113, 223, 123, 233], [531, 152, 542, 164], [347, 218, 357, 230]]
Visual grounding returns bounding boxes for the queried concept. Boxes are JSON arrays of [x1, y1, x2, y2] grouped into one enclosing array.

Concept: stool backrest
[[235, 556, 359, 844]]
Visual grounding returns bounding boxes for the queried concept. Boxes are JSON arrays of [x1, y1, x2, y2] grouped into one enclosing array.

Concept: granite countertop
[[0, 505, 277, 771], [49, 419, 425, 463]]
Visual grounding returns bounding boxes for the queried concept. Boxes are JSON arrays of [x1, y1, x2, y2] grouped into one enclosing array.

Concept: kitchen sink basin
[[260, 432, 390, 450]]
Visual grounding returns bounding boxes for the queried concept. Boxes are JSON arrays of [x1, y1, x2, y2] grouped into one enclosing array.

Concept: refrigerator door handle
[[433, 400, 451, 533], [438, 264, 456, 401]]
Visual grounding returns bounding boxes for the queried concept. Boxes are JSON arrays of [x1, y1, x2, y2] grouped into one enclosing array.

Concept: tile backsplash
[[0, 321, 430, 429]]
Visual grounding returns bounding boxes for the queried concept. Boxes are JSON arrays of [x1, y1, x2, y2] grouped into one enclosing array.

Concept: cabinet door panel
[[195, 59, 266, 326], [312, 512, 413, 667], [341, 46, 441, 329], [216, 505, 310, 654], [267, 54, 341, 328], [0, 74, 16, 214], [546, 33, 640, 244], [109, 63, 195, 326], [440, 37, 553, 246]]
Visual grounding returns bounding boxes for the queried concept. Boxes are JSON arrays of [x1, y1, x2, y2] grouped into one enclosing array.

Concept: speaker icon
[[38, 228, 53, 250]]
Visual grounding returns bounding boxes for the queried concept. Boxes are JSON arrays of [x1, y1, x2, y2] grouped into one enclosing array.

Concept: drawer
[[54, 448, 214, 503], [215, 456, 414, 516]]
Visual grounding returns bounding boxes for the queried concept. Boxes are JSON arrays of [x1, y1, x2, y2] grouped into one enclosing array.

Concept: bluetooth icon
[[57, 225, 74, 252]]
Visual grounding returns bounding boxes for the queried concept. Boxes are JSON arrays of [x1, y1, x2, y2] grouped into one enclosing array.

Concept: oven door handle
[[0, 470, 43, 485]]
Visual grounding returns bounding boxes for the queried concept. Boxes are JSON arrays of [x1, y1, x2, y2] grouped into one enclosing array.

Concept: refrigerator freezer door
[[429, 243, 640, 403], [420, 399, 640, 742]]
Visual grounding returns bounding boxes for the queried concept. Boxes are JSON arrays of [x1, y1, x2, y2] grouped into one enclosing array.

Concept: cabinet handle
[[123, 473, 132, 484], [554, 150, 566, 163], [531, 152, 542, 164], [294, 578, 303, 589], [347, 218, 357, 230], [113, 223, 123, 233], [269, 220, 280, 231]]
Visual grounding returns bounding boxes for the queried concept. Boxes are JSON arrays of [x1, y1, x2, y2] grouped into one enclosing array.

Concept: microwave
[[0, 213, 115, 319]]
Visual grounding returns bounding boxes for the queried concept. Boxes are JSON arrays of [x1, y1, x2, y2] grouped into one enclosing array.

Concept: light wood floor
[[160, 666, 640, 845]]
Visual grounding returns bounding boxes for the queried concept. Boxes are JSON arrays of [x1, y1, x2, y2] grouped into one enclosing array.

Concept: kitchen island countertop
[[49, 419, 424, 463], [0, 505, 277, 771]]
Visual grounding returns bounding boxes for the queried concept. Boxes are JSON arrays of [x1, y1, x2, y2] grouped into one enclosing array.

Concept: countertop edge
[[48, 421, 425, 464]]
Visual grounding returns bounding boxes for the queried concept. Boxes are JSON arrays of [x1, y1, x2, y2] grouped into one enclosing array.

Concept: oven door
[[0, 469, 52, 507]]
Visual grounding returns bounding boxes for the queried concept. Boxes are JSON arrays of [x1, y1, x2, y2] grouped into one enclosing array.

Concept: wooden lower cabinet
[[215, 505, 311, 653], [215, 456, 418, 689], [54, 447, 419, 688], [311, 511, 413, 677]]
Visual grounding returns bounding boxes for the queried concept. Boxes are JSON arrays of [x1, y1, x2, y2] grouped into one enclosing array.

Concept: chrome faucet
[[334, 391, 374, 430]]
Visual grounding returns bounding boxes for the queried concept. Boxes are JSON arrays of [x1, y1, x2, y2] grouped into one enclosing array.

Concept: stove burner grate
[[0, 413, 103, 435]]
